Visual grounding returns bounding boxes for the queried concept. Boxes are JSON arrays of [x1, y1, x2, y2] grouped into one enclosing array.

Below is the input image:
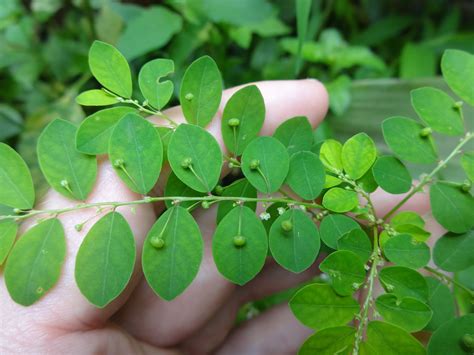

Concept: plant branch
[[353, 226, 381, 355], [2, 195, 323, 222], [383, 131, 473, 221]]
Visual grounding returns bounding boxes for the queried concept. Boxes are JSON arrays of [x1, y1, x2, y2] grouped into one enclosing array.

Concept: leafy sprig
[[1, 41, 473, 355]]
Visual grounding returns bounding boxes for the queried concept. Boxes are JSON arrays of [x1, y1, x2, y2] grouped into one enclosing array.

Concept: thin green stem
[[353, 226, 380, 355], [383, 131, 473, 221], [103, 89, 177, 127], [2, 195, 323, 222], [424, 266, 474, 298]]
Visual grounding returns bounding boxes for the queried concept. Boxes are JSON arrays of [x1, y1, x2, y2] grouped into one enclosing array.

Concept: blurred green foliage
[[0, 0, 473, 194]]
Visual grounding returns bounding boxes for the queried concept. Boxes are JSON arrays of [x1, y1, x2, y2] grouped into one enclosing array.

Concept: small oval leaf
[[179, 56, 222, 127], [273, 116, 313, 156], [75, 89, 119, 106], [366, 321, 425, 355], [5, 218, 65, 306], [0, 143, 35, 209], [212, 205, 268, 285], [221, 85, 265, 156], [89, 40, 132, 98], [320, 139, 343, 172], [372, 155, 412, 194], [0, 220, 18, 266], [441, 49, 474, 106], [382, 116, 437, 164], [168, 124, 222, 193], [322, 187, 358, 213], [138, 58, 174, 110], [384, 234, 430, 269], [286, 151, 325, 200], [38, 119, 97, 201], [320, 214, 361, 249], [109, 113, 163, 194], [75, 212, 136, 308], [269, 209, 320, 273], [433, 230, 474, 272], [337, 228, 372, 263], [142, 206, 203, 300], [341, 133, 377, 180], [76, 107, 136, 155], [379, 266, 429, 302], [216, 178, 257, 223], [241, 136, 290, 194]]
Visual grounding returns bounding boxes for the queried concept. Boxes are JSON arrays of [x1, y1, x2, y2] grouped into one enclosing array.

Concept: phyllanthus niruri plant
[[0, 41, 473, 354]]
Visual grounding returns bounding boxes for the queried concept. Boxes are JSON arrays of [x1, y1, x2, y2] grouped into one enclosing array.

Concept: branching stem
[[2, 195, 323, 222], [383, 131, 473, 221], [424, 266, 474, 298]]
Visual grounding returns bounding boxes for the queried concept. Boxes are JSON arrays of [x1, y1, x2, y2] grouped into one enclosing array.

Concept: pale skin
[[0, 80, 442, 354]]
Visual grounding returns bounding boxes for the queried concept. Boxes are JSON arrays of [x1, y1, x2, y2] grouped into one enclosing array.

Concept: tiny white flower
[[277, 207, 286, 215], [259, 212, 271, 221]]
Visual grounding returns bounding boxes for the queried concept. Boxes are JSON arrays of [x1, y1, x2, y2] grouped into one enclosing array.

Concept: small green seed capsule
[[214, 185, 224, 195], [461, 334, 474, 350], [461, 179, 472, 192], [113, 158, 125, 168], [150, 236, 165, 249], [419, 127, 432, 137], [202, 201, 210, 209], [453, 101, 463, 110], [13, 208, 22, 215], [60, 179, 70, 188], [233, 235, 246, 247], [74, 224, 83, 232], [185, 93, 194, 101], [181, 157, 193, 169], [281, 219, 293, 232], [249, 159, 260, 170], [228, 118, 240, 127]]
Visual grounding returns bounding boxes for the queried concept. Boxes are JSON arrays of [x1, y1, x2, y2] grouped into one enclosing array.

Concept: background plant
[[0, 38, 473, 354]]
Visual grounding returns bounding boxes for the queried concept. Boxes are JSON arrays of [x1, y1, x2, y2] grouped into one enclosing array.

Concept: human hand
[[0, 79, 331, 354]]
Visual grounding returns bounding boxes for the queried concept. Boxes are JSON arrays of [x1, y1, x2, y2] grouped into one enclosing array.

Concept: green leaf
[[382, 116, 437, 164], [75, 212, 135, 308], [375, 294, 432, 332], [286, 151, 325, 200], [241, 136, 289, 194], [337, 228, 372, 263], [326, 75, 352, 116], [322, 187, 358, 213], [324, 175, 342, 189], [320, 214, 361, 249], [138, 58, 174, 110], [394, 224, 431, 243], [320, 250, 365, 296], [75, 89, 119, 106], [261, 202, 287, 233], [424, 277, 456, 331], [117, 6, 182, 61], [269, 209, 320, 273], [273, 116, 313, 156], [461, 151, 474, 181], [157, 127, 173, 163], [164, 172, 205, 209], [427, 314, 474, 355], [372, 156, 412, 194], [109, 113, 163, 194], [366, 321, 425, 355], [4, 218, 65, 306], [142, 206, 203, 300], [0, 143, 35, 209], [38, 119, 97, 201], [289, 283, 358, 329], [212, 205, 267, 285], [430, 182, 474, 233], [433, 230, 474, 272], [379, 266, 429, 302], [76, 107, 136, 155], [88, 40, 132, 98], [341, 133, 377, 180], [357, 168, 378, 193], [299, 326, 356, 355], [391, 211, 425, 229], [320, 139, 343, 172], [384, 234, 430, 269], [441, 49, 474, 106], [0, 221, 17, 265], [168, 124, 222, 193], [221, 85, 265, 156], [411, 87, 464, 136], [216, 179, 257, 223], [179, 56, 222, 127]]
